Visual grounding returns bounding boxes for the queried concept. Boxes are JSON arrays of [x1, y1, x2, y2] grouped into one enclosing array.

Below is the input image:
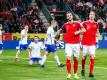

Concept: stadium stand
[[0, 0, 107, 34], [0, 0, 46, 33]]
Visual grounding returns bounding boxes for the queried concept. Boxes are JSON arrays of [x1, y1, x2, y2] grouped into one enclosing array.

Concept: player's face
[[89, 11, 95, 20], [24, 25, 29, 30], [34, 37, 39, 42], [66, 13, 73, 21]]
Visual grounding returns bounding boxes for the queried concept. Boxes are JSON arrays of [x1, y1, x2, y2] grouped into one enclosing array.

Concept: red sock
[[74, 59, 78, 74], [89, 58, 94, 75], [66, 59, 71, 74], [82, 58, 86, 70]]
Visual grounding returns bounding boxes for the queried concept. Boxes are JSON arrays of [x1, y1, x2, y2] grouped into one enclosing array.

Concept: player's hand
[[74, 31, 80, 35]]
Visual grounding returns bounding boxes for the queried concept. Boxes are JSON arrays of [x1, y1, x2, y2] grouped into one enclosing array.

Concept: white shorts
[[82, 45, 96, 57], [65, 44, 80, 57]]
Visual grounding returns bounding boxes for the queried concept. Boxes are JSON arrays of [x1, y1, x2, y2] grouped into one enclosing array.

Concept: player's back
[[20, 29, 28, 44], [46, 26, 55, 45]]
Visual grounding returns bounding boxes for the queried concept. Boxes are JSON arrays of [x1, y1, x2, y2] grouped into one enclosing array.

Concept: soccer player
[[0, 24, 3, 56], [56, 12, 85, 80], [15, 25, 29, 61], [27, 36, 45, 65], [81, 11, 99, 80], [41, 20, 65, 67]]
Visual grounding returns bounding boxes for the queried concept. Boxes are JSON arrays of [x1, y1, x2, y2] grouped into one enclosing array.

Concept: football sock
[[16, 50, 20, 58], [82, 58, 86, 70], [66, 59, 71, 74], [89, 58, 94, 75], [54, 55, 61, 65], [74, 59, 78, 74], [41, 55, 47, 65]]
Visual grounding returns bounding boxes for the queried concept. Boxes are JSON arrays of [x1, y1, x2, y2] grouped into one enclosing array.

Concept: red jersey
[[61, 21, 83, 44], [82, 20, 98, 45]]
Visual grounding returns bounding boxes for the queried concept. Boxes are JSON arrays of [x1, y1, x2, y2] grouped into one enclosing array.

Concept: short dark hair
[[90, 10, 95, 14], [34, 36, 39, 39]]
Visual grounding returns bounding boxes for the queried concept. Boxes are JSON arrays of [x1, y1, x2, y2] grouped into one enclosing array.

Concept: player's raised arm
[[74, 22, 86, 35], [26, 43, 32, 58]]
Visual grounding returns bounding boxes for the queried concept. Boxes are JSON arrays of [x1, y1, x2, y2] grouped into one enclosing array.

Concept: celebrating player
[[15, 25, 29, 61], [0, 24, 3, 56], [81, 11, 99, 80], [56, 12, 85, 80], [41, 20, 65, 67], [27, 36, 45, 66]]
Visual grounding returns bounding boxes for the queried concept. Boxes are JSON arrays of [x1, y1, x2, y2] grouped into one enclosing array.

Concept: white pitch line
[[2, 56, 107, 70]]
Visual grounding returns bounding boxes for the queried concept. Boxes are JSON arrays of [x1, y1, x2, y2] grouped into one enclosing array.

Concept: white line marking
[[2, 56, 107, 70]]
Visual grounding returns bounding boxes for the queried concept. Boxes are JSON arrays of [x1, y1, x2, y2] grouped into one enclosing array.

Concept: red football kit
[[82, 20, 98, 45], [61, 21, 83, 44]]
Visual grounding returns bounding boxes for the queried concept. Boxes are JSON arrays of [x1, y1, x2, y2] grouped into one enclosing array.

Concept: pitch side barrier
[[2, 40, 107, 49]]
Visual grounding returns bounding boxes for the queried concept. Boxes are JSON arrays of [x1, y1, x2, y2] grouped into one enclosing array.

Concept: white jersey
[[28, 42, 45, 57], [20, 29, 28, 44], [0, 30, 2, 44], [46, 26, 55, 44]]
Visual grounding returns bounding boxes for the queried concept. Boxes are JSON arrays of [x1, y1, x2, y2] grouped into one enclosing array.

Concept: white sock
[[41, 55, 47, 65], [54, 55, 61, 65], [16, 50, 20, 58], [0, 50, 3, 55]]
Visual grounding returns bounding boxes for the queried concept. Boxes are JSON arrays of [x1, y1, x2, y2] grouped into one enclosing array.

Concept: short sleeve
[[78, 22, 84, 29], [21, 30, 25, 36]]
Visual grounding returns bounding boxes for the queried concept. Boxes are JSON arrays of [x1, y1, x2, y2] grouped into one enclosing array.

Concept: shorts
[[19, 44, 28, 50], [82, 45, 96, 56], [65, 44, 80, 57], [0, 44, 3, 50], [45, 44, 56, 53], [30, 57, 42, 62]]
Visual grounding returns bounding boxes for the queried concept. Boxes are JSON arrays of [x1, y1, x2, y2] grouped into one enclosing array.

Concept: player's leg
[[65, 44, 73, 80], [15, 44, 23, 61], [40, 45, 49, 67], [54, 52, 65, 67], [25, 44, 31, 58], [88, 45, 96, 80], [15, 50, 21, 61], [29, 58, 35, 65], [50, 44, 65, 67], [81, 45, 88, 77], [40, 51, 48, 67], [73, 44, 80, 79]]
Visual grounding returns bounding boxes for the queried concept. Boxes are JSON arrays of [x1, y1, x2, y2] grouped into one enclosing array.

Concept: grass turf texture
[[0, 49, 107, 80]]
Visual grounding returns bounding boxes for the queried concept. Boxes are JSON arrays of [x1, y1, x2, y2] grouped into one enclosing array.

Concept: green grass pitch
[[0, 49, 107, 80]]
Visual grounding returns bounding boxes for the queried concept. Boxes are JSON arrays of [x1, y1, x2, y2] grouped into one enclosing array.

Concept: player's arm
[[55, 23, 66, 37], [74, 22, 86, 35], [26, 43, 32, 58], [96, 29, 100, 37], [40, 43, 46, 56]]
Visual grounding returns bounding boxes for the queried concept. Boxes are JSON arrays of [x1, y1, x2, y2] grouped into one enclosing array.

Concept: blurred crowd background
[[0, 0, 107, 34]]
